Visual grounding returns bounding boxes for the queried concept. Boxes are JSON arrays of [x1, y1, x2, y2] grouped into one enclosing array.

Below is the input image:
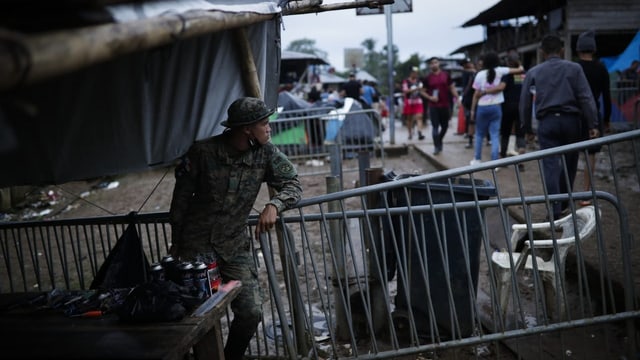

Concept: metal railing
[[271, 106, 385, 177], [610, 80, 640, 125], [1, 129, 639, 359]]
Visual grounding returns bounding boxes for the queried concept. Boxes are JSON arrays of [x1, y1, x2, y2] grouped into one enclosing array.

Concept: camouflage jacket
[[169, 133, 302, 261]]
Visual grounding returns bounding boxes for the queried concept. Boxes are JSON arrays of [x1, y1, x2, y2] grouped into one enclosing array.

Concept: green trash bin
[[383, 176, 497, 340]]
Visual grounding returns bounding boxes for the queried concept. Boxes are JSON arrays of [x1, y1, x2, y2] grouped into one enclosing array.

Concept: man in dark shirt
[[500, 51, 527, 160], [340, 72, 363, 100], [460, 59, 477, 148], [575, 30, 612, 205], [519, 34, 599, 220]]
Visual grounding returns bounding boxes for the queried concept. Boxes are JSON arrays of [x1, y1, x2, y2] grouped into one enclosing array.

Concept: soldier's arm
[[255, 148, 302, 239], [265, 149, 302, 213]]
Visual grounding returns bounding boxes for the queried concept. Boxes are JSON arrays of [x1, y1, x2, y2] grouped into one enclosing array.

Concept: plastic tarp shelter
[[325, 97, 378, 147], [271, 91, 313, 146], [0, 1, 281, 187], [355, 70, 378, 83], [601, 30, 640, 74]]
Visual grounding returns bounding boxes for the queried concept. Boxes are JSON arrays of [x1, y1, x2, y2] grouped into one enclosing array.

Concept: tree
[[286, 38, 328, 61], [361, 38, 385, 82], [397, 53, 424, 83], [375, 43, 400, 96]]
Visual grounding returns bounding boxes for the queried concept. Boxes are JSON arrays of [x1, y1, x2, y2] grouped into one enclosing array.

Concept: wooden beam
[[282, 0, 394, 16], [232, 27, 262, 99], [0, 10, 275, 91]]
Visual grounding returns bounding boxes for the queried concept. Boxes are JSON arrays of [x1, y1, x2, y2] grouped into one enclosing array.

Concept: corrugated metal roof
[[281, 50, 328, 65], [461, 0, 565, 27]]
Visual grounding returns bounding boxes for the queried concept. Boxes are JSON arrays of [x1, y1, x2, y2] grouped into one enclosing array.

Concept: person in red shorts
[[402, 66, 425, 140]]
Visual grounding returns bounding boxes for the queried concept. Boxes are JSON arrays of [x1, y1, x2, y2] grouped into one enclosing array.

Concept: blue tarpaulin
[[601, 30, 640, 73]]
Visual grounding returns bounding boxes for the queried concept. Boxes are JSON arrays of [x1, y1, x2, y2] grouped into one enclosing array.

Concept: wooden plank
[[0, 10, 275, 91], [192, 324, 224, 360], [0, 286, 241, 360]]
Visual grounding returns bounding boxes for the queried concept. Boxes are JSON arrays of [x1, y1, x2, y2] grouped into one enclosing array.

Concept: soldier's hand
[[589, 128, 600, 139], [255, 204, 278, 239]]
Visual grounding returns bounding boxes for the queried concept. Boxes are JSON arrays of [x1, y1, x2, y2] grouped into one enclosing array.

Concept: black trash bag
[[117, 280, 202, 323], [90, 223, 150, 290]]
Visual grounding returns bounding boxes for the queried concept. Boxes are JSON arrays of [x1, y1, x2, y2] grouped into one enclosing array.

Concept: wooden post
[[232, 27, 262, 99], [364, 167, 387, 336], [326, 175, 349, 340], [0, 10, 274, 91]]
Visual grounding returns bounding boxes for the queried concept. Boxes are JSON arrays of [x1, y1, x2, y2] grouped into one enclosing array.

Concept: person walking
[[460, 59, 477, 149], [341, 72, 363, 100], [499, 51, 528, 168], [520, 34, 599, 220], [361, 80, 376, 107], [422, 57, 461, 154], [575, 30, 612, 206], [402, 66, 425, 140], [169, 97, 303, 360], [469, 52, 523, 165]]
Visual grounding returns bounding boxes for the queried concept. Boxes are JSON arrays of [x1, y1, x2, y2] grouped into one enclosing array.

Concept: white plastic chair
[[491, 205, 598, 320]]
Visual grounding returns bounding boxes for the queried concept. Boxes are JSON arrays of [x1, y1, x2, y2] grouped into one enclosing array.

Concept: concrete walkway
[[382, 110, 528, 175]]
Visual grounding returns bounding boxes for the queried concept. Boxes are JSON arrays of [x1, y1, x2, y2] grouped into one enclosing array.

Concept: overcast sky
[[280, 0, 499, 70]]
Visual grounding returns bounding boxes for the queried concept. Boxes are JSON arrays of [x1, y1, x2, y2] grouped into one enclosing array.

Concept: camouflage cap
[[221, 97, 275, 128]]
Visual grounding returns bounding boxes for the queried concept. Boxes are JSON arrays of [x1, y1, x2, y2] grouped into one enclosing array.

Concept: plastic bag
[[90, 223, 150, 290], [117, 280, 202, 323]]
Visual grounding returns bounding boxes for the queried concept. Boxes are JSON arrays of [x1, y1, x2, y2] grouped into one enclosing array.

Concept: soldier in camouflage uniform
[[169, 97, 302, 360]]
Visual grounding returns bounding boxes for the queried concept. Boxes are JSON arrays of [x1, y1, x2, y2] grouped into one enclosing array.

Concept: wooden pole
[[283, 0, 394, 15], [326, 175, 349, 340], [0, 10, 274, 91], [232, 27, 262, 99]]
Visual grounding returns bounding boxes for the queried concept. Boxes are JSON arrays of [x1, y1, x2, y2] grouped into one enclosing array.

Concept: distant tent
[[336, 99, 379, 148], [272, 91, 314, 150], [355, 70, 378, 83], [600, 30, 640, 123], [271, 95, 379, 156], [319, 72, 347, 84], [277, 91, 311, 112], [324, 98, 380, 157]]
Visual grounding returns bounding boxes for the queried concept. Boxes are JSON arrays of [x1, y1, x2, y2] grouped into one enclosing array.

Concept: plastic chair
[[491, 206, 598, 320]]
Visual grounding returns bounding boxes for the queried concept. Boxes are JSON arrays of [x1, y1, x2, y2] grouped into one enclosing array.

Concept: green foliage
[[353, 38, 403, 95], [397, 53, 425, 81], [286, 38, 328, 60]]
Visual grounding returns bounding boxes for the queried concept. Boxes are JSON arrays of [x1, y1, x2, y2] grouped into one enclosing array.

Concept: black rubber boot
[[223, 318, 259, 360]]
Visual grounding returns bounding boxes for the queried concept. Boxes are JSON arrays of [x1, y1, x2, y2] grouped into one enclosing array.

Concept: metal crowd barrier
[[610, 81, 639, 124], [271, 106, 385, 177], [1, 129, 639, 359]]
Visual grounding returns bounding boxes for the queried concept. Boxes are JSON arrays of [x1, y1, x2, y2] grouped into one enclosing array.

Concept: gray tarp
[[0, 6, 281, 187]]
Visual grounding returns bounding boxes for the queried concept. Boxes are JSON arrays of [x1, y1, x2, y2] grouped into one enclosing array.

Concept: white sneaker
[[470, 159, 482, 166]]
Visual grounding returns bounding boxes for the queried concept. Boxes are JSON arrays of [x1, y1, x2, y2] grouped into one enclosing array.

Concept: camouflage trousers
[[220, 250, 263, 359], [219, 250, 263, 320]]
